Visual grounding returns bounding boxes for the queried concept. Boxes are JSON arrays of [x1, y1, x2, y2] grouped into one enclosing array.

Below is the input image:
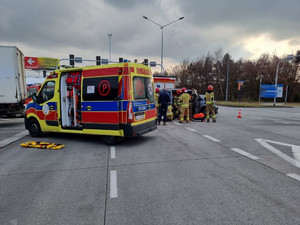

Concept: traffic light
[[143, 59, 148, 66], [96, 56, 101, 65], [69, 54, 75, 66]]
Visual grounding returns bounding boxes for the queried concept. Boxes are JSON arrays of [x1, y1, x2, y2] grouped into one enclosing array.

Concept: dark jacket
[[158, 91, 171, 106]]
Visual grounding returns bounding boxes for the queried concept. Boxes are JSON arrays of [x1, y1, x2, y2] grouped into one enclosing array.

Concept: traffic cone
[[237, 109, 242, 118]]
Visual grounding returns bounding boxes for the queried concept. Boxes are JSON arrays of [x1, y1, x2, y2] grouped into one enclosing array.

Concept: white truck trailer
[[0, 46, 27, 116]]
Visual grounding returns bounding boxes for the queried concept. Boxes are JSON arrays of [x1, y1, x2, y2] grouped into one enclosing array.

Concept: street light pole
[[108, 33, 112, 62], [259, 74, 263, 103], [143, 16, 184, 75], [273, 60, 281, 106], [225, 57, 229, 101]]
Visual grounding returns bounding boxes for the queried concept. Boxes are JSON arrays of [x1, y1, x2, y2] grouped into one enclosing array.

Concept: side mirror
[[32, 93, 37, 103]]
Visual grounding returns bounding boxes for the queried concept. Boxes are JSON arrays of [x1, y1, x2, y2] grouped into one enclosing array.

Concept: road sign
[[260, 84, 283, 98], [24, 57, 39, 69], [24, 57, 59, 70], [276, 84, 283, 98]]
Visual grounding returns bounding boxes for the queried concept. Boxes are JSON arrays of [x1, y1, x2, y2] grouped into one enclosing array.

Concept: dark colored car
[[196, 94, 218, 116]]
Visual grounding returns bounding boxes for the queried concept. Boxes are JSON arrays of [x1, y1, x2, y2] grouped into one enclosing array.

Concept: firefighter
[[155, 88, 160, 117], [179, 87, 190, 123], [190, 88, 199, 120], [205, 85, 216, 122], [173, 89, 181, 119]]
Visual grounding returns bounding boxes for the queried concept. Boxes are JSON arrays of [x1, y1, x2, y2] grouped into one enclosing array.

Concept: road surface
[[1, 106, 299, 225]]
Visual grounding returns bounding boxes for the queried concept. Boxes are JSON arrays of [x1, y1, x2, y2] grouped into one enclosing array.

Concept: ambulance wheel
[[101, 135, 119, 145], [28, 119, 43, 137]]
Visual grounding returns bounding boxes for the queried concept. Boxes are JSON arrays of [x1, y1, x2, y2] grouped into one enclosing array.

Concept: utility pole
[[225, 56, 229, 101], [108, 33, 112, 62]]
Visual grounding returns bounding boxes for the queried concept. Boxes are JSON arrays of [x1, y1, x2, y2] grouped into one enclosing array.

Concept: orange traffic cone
[[237, 109, 242, 118]]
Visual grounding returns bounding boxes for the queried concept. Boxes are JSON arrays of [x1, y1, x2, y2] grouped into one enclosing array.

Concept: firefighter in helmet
[[179, 87, 191, 123], [155, 88, 160, 117], [205, 85, 216, 122], [173, 89, 182, 119]]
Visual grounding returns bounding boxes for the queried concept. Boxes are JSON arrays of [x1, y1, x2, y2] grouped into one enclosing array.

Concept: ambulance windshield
[[133, 76, 154, 103]]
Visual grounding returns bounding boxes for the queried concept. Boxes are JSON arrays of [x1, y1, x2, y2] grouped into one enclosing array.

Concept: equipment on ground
[[20, 141, 65, 150]]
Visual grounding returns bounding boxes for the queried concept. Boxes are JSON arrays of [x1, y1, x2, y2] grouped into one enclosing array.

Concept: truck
[[0, 46, 27, 116]]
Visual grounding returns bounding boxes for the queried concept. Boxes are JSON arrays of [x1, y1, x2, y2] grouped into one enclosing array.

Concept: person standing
[[173, 89, 182, 119], [190, 88, 199, 121], [205, 85, 216, 122], [155, 88, 160, 117], [158, 89, 171, 125], [179, 87, 190, 123]]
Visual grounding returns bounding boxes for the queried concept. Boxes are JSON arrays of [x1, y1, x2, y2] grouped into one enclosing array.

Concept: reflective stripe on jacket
[[205, 92, 214, 104], [180, 93, 190, 108]]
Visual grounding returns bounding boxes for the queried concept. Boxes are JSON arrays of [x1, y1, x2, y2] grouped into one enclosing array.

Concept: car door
[[36, 80, 58, 129]]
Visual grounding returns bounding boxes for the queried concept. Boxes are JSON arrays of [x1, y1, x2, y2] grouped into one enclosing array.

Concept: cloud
[[0, 0, 300, 71]]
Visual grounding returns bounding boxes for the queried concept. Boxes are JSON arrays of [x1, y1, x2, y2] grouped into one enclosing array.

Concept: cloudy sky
[[1, 0, 300, 73]]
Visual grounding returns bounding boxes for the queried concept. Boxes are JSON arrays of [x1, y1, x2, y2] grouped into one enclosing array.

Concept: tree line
[[162, 49, 300, 102]]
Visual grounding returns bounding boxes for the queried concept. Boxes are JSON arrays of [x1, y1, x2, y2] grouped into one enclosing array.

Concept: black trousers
[[158, 103, 168, 123]]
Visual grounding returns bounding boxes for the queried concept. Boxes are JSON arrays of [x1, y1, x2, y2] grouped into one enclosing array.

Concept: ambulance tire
[[101, 135, 119, 145], [28, 118, 43, 137]]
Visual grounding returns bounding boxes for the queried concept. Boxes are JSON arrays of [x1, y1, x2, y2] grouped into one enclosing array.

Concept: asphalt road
[[0, 106, 299, 225]]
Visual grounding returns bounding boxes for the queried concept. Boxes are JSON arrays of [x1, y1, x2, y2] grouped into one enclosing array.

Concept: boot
[[207, 119, 210, 123]]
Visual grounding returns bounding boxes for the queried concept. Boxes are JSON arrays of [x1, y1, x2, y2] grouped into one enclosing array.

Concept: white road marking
[[174, 122, 182, 126], [10, 218, 18, 225], [202, 135, 220, 143], [286, 173, 300, 182], [185, 127, 197, 132], [255, 139, 300, 168], [292, 145, 300, 163], [110, 146, 116, 159], [231, 148, 260, 160], [0, 131, 28, 148], [250, 117, 262, 120], [110, 170, 118, 198], [274, 120, 290, 124]]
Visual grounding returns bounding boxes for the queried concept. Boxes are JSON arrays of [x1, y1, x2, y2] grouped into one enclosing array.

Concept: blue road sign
[[260, 84, 283, 98], [260, 85, 276, 98]]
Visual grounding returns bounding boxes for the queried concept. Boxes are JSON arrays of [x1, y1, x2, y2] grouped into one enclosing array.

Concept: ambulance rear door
[[132, 75, 156, 123], [81, 75, 120, 132]]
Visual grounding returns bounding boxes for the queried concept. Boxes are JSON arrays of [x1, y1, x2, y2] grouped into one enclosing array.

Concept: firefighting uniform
[[205, 91, 216, 122], [173, 94, 181, 118], [155, 93, 160, 117], [179, 92, 191, 122]]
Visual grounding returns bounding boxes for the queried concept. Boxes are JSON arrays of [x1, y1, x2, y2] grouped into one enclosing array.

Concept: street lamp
[[259, 74, 264, 103], [143, 16, 184, 75], [108, 33, 112, 62]]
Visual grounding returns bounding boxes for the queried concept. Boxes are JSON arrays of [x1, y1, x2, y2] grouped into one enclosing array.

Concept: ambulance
[[24, 61, 157, 145]]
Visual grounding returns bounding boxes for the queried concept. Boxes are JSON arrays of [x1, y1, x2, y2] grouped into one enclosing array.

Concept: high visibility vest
[[173, 96, 178, 107], [155, 93, 160, 107], [205, 92, 214, 104], [180, 93, 190, 108]]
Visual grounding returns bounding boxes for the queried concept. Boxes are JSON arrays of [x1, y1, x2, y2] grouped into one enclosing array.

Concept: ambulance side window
[[38, 81, 55, 104], [83, 77, 118, 101]]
